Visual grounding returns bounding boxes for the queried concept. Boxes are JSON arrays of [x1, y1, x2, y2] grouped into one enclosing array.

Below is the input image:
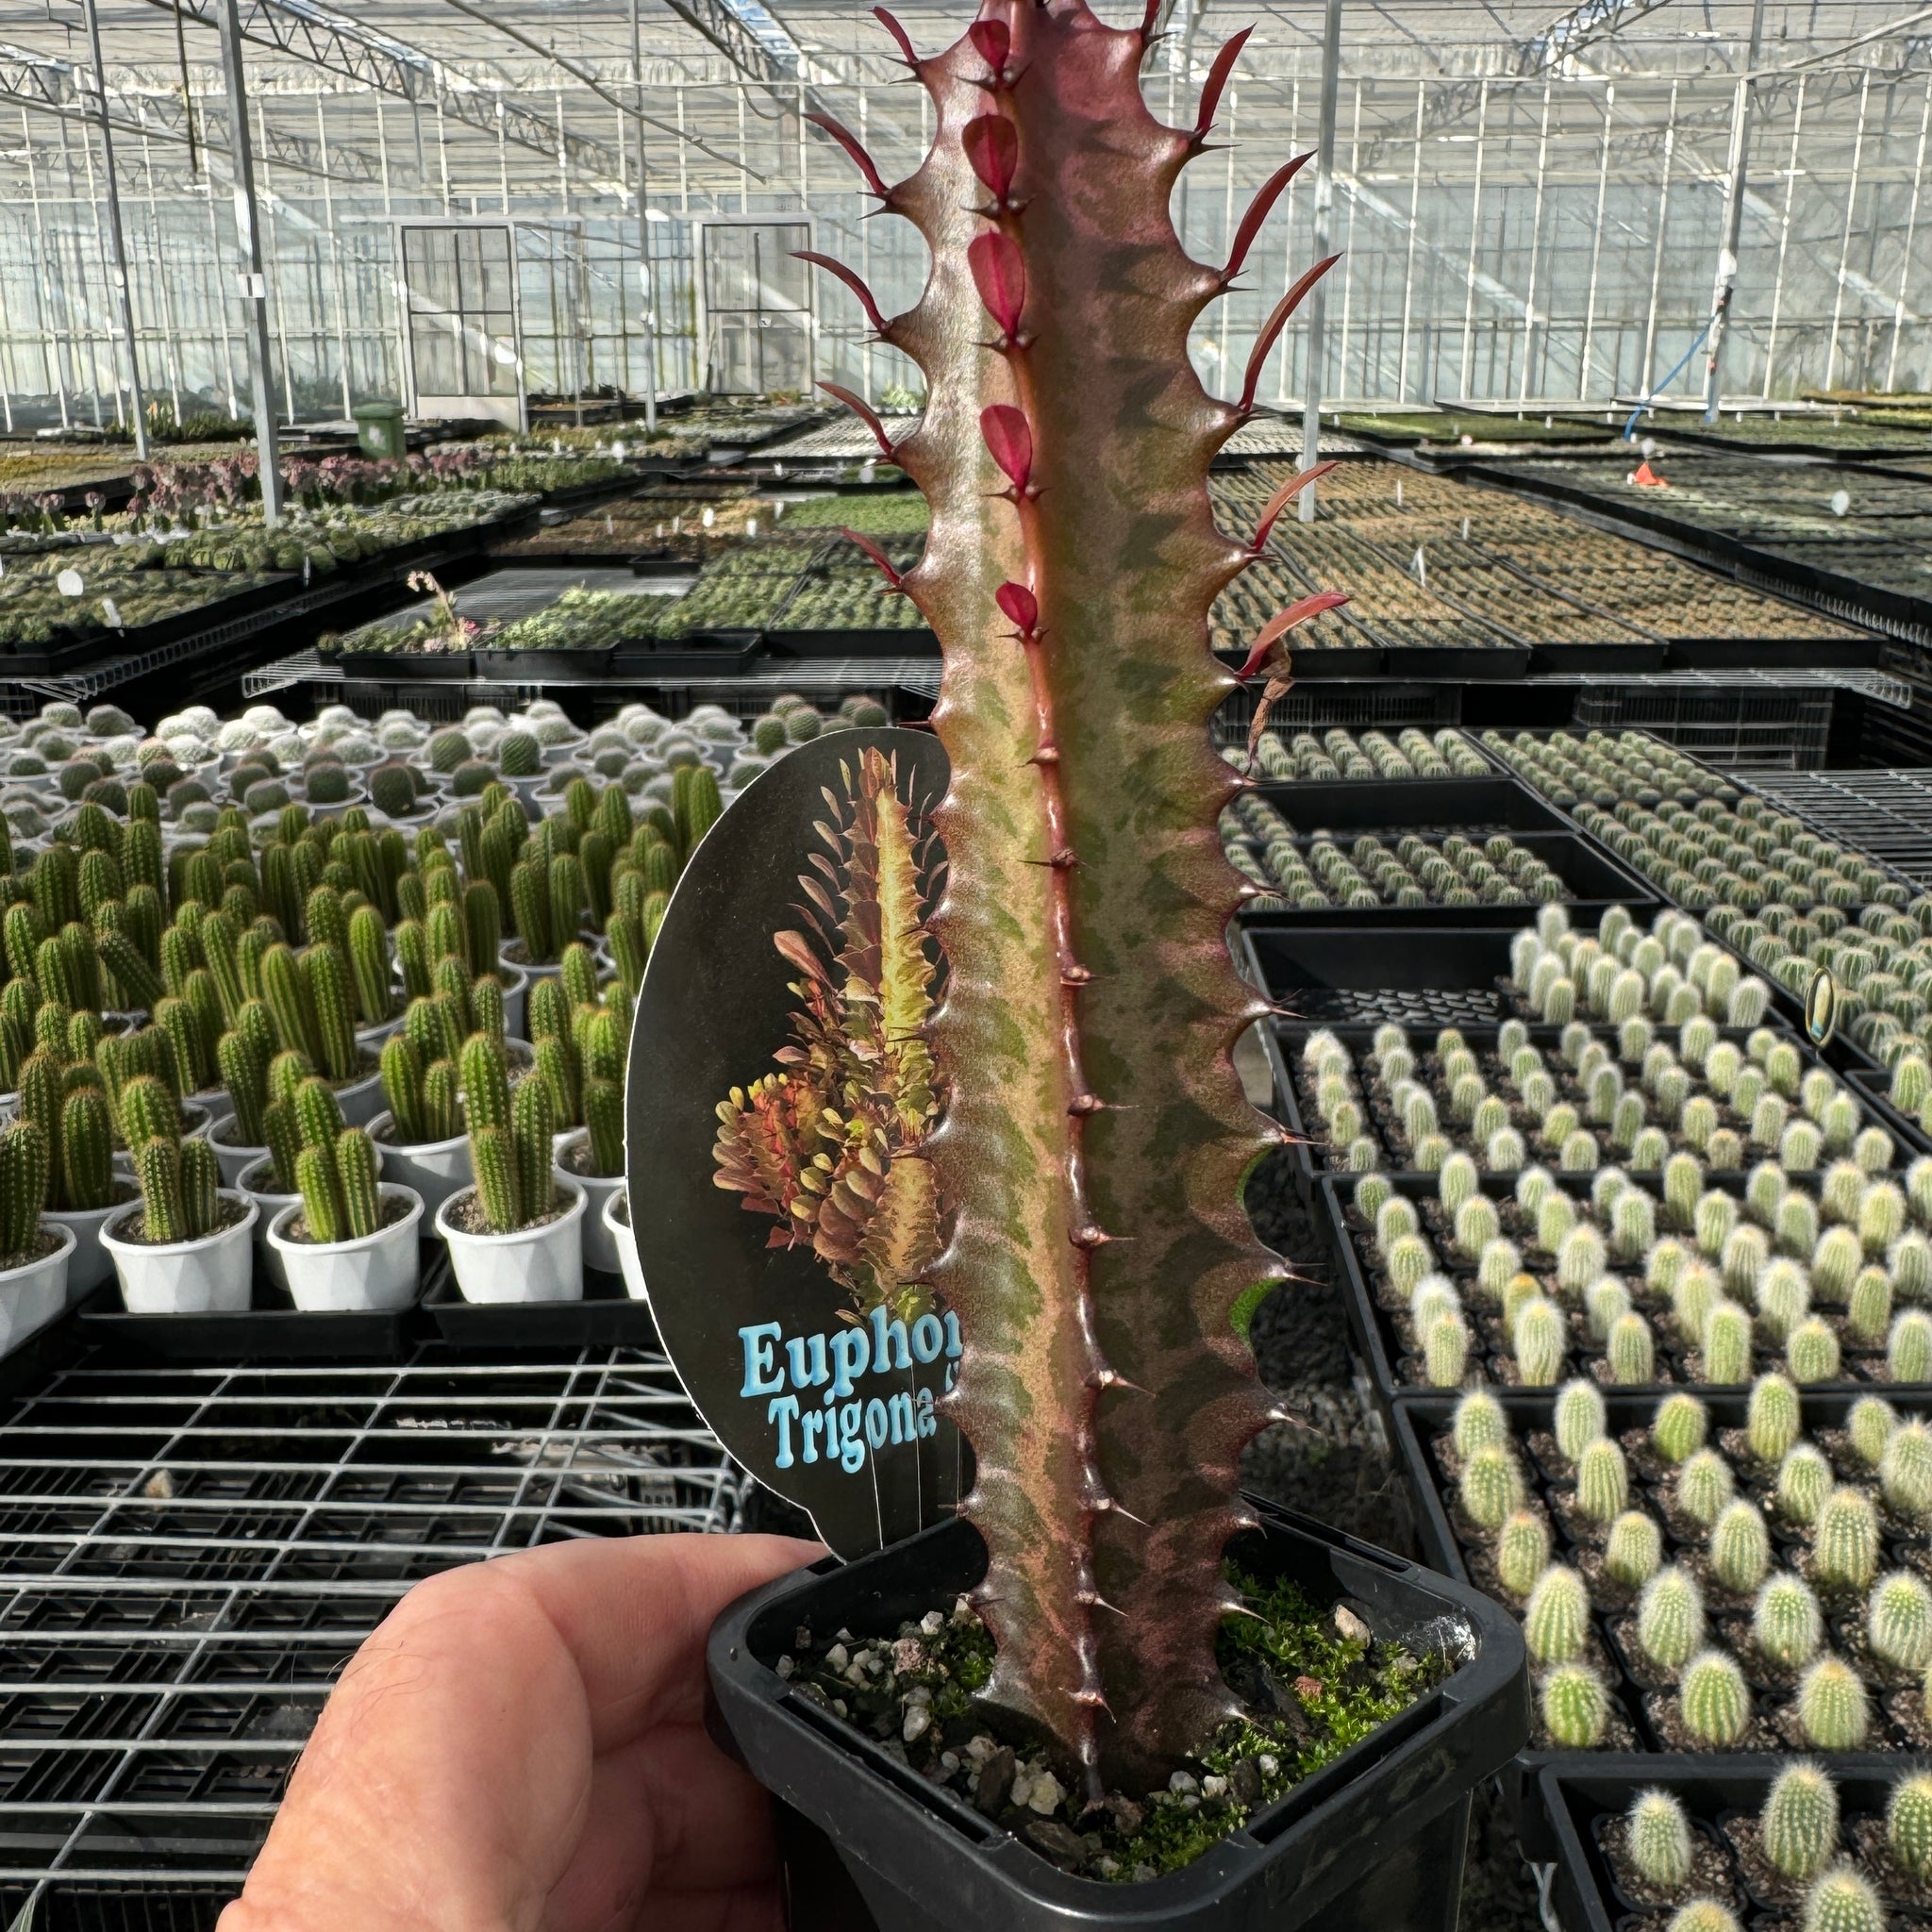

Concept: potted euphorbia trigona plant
[[704, 3, 1528, 1924]]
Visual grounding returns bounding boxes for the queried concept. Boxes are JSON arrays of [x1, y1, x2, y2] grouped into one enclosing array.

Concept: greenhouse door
[[400, 223, 525, 430], [699, 220, 812, 396]]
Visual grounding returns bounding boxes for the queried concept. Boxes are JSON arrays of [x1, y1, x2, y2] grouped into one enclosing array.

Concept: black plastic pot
[[708, 1497, 1528, 1932]]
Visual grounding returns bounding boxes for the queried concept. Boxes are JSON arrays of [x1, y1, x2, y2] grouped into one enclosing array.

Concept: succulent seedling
[[1495, 1509, 1551, 1599], [1524, 1564, 1591, 1666], [1540, 1664, 1607, 1748], [1754, 1573, 1824, 1670], [1678, 1649, 1751, 1747], [1761, 1760, 1840, 1879], [1638, 1566, 1706, 1674]]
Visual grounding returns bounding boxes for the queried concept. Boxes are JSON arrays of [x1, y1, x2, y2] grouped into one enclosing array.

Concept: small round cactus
[[1701, 1300, 1754, 1385], [1605, 1510, 1663, 1589], [1812, 1226, 1863, 1306], [1813, 1488, 1881, 1592], [1460, 1445, 1525, 1530], [1890, 1308, 1932, 1383], [1860, 1180, 1907, 1257], [1454, 1192, 1501, 1258], [1849, 1395, 1900, 1470], [1513, 1297, 1566, 1386], [1868, 1570, 1932, 1674], [1803, 1869, 1885, 1932], [1754, 1573, 1824, 1669], [1881, 1420, 1932, 1521], [1495, 1509, 1551, 1598], [1709, 1500, 1772, 1595], [1354, 1172, 1394, 1223], [1674, 1265, 1722, 1344], [1787, 1318, 1843, 1387], [1676, 1449, 1735, 1527], [1648, 1238, 1690, 1297], [1777, 1444, 1833, 1526], [1797, 1657, 1870, 1750], [1537, 1189, 1576, 1254], [1626, 1787, 1693, 1890], [1664, 1907, 1739, 1932], [1557, 1224, 1607, 1299], [1890, 1230, 1932, 1302], [1887, 1772, 1932, 1881], [1757, 1258, 1812, 1344], [1554, 1379, 1607, 1462], [1694, 1188, 1737, 1258], [1606, 1310, 1657, 1387], [1747, 1373, 1803, 1464], [1524, 1563, 1591, 1664], [1452, 1388, 1509, 1457], [1438, 1150, 1479, 1213], [1611, 1187, 1657, 1262], [1588, 1274, 1633, 1341], [1540, 1663, 1607, 1747], [1847, 1266, 1894, 1347], [1639, 1565, 1707, 1673], [1386, 1233, 1435, 1299], [1761, 1760, 1840, 1879], [1678, 1649, 1751, 1746], [1376, 1193, 1421, 1248], [1654, 1391, 1710, 1466], [1423, 1311, 1470, 1388], [1575, 1437, 1630, 1524]]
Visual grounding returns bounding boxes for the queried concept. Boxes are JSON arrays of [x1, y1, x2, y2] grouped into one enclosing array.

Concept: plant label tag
[[627, 727, 963, 1558]]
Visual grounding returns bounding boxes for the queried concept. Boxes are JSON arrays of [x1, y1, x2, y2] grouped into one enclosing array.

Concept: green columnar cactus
[[1495, 1510, 1550, 1597], [217, 1026, 271, 1150], [511, 1075, 553, 1229], [336, 1127, 382, 1241], [1754, 1574, 1823, 1668], [560, 942, 599, 1015], [508, 859, 552, 965], [1524, 1564, 1590, 1664], [1850, 1395, 1899, 1469], [471, 974, 507, 1047], [58, 1087, 112, 1213], [1708, 1501, 1771, 1594], [584, 1074, 624, 1180], [1627, 1788, 1693, 1889], [1881, 1421, 1932, 1520], [1540, 1664, 1607, 1747], [301, 945, 359, 1084], [1777, 1444, 1833, 1525], [295, 1140, 347, 1244], [1654, 1392, 1710, 1465], [1796, 1657, 1869, 1749], [1639, 1567, 1706, 1673], [1888, 1774, 1932, 1880], [535, 1037, 581, 1131], [0, 1118, 48, 1258], [1678, 1650, 1750, 1745], [1747, 1374, 1802, 1463], [381, 1035, 458, 1146], [1787, 1318, 1842, 1385], [1890, 1308, 1932, 1382], [260, 943, 319, 1068], [1605, 1511, 1663, 1589], [465, 882, 501, 978], [1868, 1571, 1932, 1673], [1814, 1489, 1881, 1591], [1677, 1449, 1735, 1527], [1763, 1762, 1840, 1879], [1453, 1388, 1508, 1457], [1575, 1438, 1629, 1524], [427, 899, 467, 972], [1701, 1300, 1754, 1384], [348, 907, 391, 1026], [1802, 1868, 1883, 1932], [548, 854, 585, 958], [1555, 1380, 1607, 1462], [1459, 1446, 1524, 1530], [674, 762, 723, 854]]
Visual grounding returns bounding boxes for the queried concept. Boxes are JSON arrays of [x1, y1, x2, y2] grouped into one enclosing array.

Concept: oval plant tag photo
[[626, 726, 961, 1557]]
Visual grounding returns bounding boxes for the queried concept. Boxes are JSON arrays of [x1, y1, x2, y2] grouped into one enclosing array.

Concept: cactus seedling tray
[[324, 648, 477, 679], [1539, 1757, 1932, 1932], [421, 1246, 658, 1350], [474, 645, 616, 681], [1390, 1389, 1932, 1760], [1844, 1066, 1932, 1161], [761, 625, 941, 658], [1247, 774, 1571, 836], [1241, 924, 1518, 1028], [708, 1495, 1528, 1932], [609, 632, 762, 678], [76, 1271, 423, 1361], [1322, 1168, 1914, 1407]]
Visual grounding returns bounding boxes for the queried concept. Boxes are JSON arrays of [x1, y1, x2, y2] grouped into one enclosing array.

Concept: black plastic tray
[[1540, 1758, 1932, 1932], [762, 626, 939, 658], [323, 649, 476, 679], [1326, 1169, 1908, 1407], [611, 634, 762, 678], [475, 646, 615, 681], [76, 1271, 422, 1360], [1241, 924, 1517, 1027], [422, 1246, 658, 1348], [1249, 774, 1566, 835], [1845, 1065, 1932, 1160]]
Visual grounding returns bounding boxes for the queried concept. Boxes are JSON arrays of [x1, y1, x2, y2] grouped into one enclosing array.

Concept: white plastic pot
[[0, 1222, 74, 1349], [111, 1102, 213, 1179], [500, 941, 563, 991], [369, 1109, 471, 1221], [356, 1013, 405, 1051], [101, 1191, 258, 1314], [238, 1155, 298, 1292], [434, 1178, 585, 1304], [332, 1063, 385, 1128], [603, 1187, 646, 1302], [554, 1129, 625, 1274], [496, 964, 530, 1041], [268, 1184, 424, 1312], [46, 1185, 139, 1302], [208, 1115, 267, 1189]]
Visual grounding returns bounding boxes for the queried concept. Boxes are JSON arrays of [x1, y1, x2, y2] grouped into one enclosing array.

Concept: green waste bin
[[352, 400, 408, 460]]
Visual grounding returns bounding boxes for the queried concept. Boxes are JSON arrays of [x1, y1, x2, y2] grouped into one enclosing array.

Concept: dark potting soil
[[1598, 1811, 1741, 1914], [0, 1227, 64, 1271], [780, 1563, 1455, 1884], [560, 1140, 620, 1182], [444, 1187, 573, 1236], [112, 1195, 250, 1246], [280, 1194, 414, 1244]]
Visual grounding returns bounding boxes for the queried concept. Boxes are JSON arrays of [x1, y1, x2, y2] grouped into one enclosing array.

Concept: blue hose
[[1622, 313, 1718, 441]]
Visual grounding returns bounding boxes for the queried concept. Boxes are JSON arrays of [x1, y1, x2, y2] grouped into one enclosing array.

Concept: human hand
[[220, 1531, 822, 1932]]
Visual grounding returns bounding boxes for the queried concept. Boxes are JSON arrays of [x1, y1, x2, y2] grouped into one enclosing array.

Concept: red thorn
[[1061, 964, 1093, 985], [839, 527, 905, 591], [994, 580, 1038, 632], [1236, 591, 1349, 679], [1251, 460, 1338, 551], [1223, 154, 1312, 285], [1240, 255, 1341, 414], [1071, 1224, 1111, 1249], [818, 381, 897, 459], [980, 404, 1032, 491], [805, 112, 891, 202], [968, 18, 1010, 76], [962, 113, 1019, 203], [1068, 1092, 1103, 1115], [872, 5, 920, 65], [1193, 27, 1251, 142], [968, 231, 1026, 341], [794, 251, 891, 339]]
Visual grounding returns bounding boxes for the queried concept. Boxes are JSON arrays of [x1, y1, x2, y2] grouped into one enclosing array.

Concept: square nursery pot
[[100, 1191, 258, 1314], [708, 1497, 1529, 1932], [266, 1184, 423, 1311], [434, 1178, 585, 1303]]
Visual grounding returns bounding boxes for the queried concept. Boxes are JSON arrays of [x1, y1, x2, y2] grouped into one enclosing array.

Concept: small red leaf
[[839, 527, 905, 590], [1193, 27, 1251, 140], [1224, 154, 1311, 284], [818, 381, 897, 459], [968, 231, 1026, 339], [962, 114, 1018, 201], [805, 112, 890, 201], [968, 18, 1010, 73], [873, 6, 919, 65], [1240, 255, 1341, 414], [1251, 460, 1337, 550], [1236, 591, 1349, 678], [795, 251, 889, 337], [979, 404, 1032, 491], [995, 581, 1038, 632]]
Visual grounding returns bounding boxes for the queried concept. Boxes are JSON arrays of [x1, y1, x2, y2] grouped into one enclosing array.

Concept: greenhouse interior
[[10, 0, 1932, 1927]]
